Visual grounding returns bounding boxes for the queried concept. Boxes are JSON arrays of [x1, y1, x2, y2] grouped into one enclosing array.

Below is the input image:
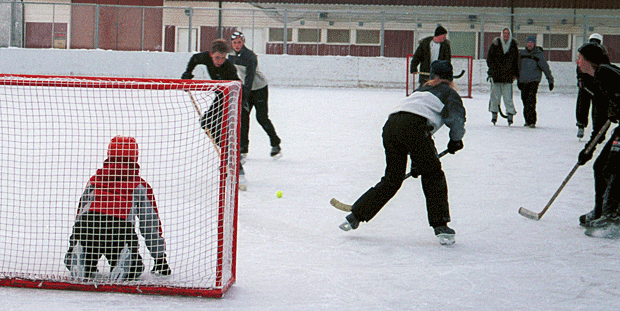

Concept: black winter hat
[[578, 42, 608, 66], [430, 60, 453, 81], [434, 26, 447, 37]]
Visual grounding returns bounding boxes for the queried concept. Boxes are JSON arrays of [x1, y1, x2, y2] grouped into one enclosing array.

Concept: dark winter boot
[[270, 145, 282, 158], [579, 209, 597, 228], [577, 126, 585, 139], [339, 213, 360, 231], [507, 114, 514, 126], [433, 225, 456, 245], [491, 112, 498, 125]]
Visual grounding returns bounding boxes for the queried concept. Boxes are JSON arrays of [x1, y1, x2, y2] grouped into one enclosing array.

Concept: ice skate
[[579, 209, 597, 228], [270, 145, 282, 159], [577, 126, 585, 139], [584, 214, 620, 238], [434, 225, 456, 245], [339, 213, 359, 231]]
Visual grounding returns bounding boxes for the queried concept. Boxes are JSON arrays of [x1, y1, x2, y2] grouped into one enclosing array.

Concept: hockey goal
[[0, 74, 241, 298], [406, 55, 473, 98]]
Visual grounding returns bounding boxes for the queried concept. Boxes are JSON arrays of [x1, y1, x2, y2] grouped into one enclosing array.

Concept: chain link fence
[[1, 1, 619, 61]]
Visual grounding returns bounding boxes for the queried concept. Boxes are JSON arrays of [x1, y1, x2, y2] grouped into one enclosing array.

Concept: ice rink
[[3, 86, 620, 310]]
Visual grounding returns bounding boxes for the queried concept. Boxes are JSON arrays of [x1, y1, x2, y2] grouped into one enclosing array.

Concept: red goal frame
[[406, 55, 473, 98], [0, 74, 241, 298]]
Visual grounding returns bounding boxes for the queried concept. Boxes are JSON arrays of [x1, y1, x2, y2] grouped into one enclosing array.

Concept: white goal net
[[406, 55, 473, 98], [0, 74, 241, 297]]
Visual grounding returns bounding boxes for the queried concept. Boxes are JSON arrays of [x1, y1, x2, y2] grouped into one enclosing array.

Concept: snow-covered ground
[[3, 86, 620, 310]]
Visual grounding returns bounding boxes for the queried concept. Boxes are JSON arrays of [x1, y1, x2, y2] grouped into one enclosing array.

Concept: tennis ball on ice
[[276, 190, 283, 198]]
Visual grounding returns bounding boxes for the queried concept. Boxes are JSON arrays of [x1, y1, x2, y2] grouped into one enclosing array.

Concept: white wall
[[0, 48, 578, 91]]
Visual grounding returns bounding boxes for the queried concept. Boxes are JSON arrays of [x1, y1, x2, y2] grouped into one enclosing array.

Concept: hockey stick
[[417, 70, 466, 79], [187, 91, 221, 156], [518, 119, 612, 220], [331, 149, 450, 212]]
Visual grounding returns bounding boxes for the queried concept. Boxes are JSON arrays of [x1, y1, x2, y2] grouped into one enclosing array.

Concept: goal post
[[0, 74, 241, 298], [406, 55, 473, 98]]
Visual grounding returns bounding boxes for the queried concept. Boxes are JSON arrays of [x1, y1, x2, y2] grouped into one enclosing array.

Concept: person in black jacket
[[228, 31, 282, 159], [339, 60, 466, 245], [575, 33, 610, 139], [181, 39, 247, 188], [410, 26, 451, 87], [487, 28, 519, 125], [574, 42, 620, 236]]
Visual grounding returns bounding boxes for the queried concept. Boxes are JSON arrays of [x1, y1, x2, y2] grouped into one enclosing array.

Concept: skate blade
[[339, 221, 352, 231], [437, 234, 455, 245], [271, 152, 282, 160], [585, 224, 620, 238]]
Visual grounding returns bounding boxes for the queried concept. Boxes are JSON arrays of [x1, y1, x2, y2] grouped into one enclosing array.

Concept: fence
[[1, 1, 620, 62]]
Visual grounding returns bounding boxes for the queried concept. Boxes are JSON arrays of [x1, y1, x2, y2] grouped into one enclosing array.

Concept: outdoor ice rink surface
[[3, 86, 620, 310]]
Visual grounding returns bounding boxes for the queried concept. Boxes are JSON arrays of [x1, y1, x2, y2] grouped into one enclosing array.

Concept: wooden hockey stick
[[518, 119, 612, 220], [187, 91, 221, 156], [331, 149, 450, 212], [417, 70, 466, 79]]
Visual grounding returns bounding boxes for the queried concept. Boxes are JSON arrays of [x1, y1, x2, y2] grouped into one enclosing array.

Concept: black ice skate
[[339, 213, 359, 231], [434, 225, 456, 245]]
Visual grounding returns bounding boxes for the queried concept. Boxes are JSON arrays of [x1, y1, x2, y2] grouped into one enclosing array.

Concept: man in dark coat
[[410, 25, 451, 87], [517, 35, 554, 128], [487, 27, 520, 125]]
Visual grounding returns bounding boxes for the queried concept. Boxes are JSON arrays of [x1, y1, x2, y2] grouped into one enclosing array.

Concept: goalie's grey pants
[[351, 112, 450, 227], [64, 212, 144, 280]]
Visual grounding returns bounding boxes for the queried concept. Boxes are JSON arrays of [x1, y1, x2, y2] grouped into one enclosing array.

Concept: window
[[298, 29, 321, 43], [543, 34, 569, 49], [269, 28, 293, 42], [356, 30, 380, 44], [327, 29, 350, 44]]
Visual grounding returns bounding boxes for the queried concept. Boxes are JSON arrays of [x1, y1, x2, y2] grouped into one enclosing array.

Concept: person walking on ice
[[338, 60, 466, 245], [228, 31, 282, 160], [486, 27, 520, 126], [64, 136, 171, 281]]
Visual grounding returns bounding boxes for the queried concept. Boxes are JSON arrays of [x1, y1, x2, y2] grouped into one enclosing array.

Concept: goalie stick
[[518, 119, 612, 220], [331, 149, 450, 212], [416, 70, 466, 79]]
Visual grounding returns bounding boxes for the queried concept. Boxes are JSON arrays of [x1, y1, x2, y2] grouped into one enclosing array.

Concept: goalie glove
[[152, 256, 171, 276]]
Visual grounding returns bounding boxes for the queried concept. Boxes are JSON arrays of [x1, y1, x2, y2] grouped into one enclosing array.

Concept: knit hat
[[430, 60, 453, 81], [434, 26, 447, 37], [107, 136, 139, 162], [526, 35, 536, 45], [588, 33, 603, 44], [578, 42, 608, 66]]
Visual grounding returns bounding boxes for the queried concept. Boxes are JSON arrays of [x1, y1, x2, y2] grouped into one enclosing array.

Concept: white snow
[[3, 86, 620, 310]]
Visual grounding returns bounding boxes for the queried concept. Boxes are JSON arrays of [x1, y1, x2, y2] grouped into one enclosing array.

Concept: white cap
[[589, 33, 603, 44]]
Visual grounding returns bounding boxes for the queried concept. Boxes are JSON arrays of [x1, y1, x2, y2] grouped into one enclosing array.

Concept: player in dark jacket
[[486, 28, 520, 125], [574, 42, 620, 237], [339, 60, 466, 245], [575, 33, 610, 139], [410, 26, 451, 87], [64, 136, 171, 281], [228, 31, 282, 158], [181, 39, 247, 188], [517, 35, 554, 128]]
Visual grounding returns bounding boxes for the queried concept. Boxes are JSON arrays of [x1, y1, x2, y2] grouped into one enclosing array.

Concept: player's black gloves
[[578, 147, 594, 166], [152, 256, 171, 276], [447, 140, 463, 154], [549, 83, 554, 91], [181, 72, 194, 80]]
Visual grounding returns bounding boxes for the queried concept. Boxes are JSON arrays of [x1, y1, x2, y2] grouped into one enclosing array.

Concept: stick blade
[[330, 198, 352, 212], [518, 207, 540, 220]]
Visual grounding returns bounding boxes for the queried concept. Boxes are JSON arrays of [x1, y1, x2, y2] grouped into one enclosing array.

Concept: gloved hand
[[447, 140, 464, 154], [578, 147, 594, 166], [181, 72, 194, 80], [409, 166, 421, 178], [152, 256, 172, 276], [549, 83, 554, 91]]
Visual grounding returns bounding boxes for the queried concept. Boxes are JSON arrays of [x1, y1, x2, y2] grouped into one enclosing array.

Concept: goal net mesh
[[0, 75, 241, 297]]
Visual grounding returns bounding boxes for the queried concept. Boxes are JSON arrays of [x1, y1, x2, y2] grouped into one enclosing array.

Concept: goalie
[[64, 136, 171, 281]]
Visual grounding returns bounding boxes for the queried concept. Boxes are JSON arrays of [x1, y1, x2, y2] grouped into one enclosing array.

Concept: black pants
[[65, 212, 144, 280], [240, 86, 281, 152], [592, 127, 620, 217], [518, 81, 540, 125], [351, 112, 450, 227], [201, 91, 244, 171]]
